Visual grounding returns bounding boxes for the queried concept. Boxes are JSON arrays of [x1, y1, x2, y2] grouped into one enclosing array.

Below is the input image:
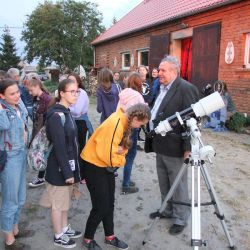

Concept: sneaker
[[64, 225, 82, 239], [149, 210, 172, 219], [54, 234, 76, 248], [121, 186, 139, 195], [5, 241, 31, 250], [28, 177, 45, 188], [105, 237, 129, 250], [83, 240, 102, 250]]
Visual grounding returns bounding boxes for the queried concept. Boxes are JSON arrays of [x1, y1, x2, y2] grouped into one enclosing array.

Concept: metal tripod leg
[[200, 164, 235, 248], [191, 162, 202, 250], [142, 163, 188, 245]]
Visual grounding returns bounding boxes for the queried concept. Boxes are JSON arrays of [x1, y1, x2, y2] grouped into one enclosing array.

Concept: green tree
[[22, 0, 105, 69], [0, 28, 20, 71]]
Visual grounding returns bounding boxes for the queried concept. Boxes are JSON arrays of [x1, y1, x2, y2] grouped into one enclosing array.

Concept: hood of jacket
[[46, 103, 70, 120], [97, 83, 118, 102]]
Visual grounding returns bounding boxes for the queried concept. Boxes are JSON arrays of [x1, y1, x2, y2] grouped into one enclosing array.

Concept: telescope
[[154, 91, 225, 136]]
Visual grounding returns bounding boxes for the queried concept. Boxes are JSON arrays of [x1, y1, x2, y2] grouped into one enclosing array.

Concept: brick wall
[[94, 1, 250, 114]]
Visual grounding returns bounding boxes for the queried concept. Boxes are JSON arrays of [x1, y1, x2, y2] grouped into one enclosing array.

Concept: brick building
[[92, 0, 250, 114]]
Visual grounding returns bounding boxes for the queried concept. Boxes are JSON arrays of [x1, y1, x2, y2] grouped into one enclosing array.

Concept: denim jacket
[[0, 99, 32, 151]]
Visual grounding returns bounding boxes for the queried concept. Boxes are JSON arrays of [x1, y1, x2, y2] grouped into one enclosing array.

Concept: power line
[[0, 27, 23, 29]]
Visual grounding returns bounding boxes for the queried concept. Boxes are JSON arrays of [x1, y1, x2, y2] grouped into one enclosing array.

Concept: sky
[[0, 0, 142, 60]]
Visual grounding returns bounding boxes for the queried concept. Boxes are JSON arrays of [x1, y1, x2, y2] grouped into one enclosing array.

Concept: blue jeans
[[0, 149, 27, 233], [122, 129, 138, 188]]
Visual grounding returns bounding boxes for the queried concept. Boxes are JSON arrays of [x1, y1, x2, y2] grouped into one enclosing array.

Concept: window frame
[[137, 49, 149, 67], [244, 33, 250, 68], [122, 52, 131, 70]]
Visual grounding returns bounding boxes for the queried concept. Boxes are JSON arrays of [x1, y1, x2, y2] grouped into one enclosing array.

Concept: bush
[[228, 112, 247, 132]]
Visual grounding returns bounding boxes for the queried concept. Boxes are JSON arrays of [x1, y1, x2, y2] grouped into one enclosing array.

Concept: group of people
[[0, 55, 233, 250]]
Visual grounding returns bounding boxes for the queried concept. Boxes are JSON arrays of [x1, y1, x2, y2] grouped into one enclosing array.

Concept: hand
[[183, 151, 190, 160], [65, 177, 74, 184], [117, 146, 126, 154]]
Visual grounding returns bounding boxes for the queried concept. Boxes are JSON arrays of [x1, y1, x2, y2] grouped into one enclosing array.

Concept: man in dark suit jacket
[[149, 55, 199, 235]]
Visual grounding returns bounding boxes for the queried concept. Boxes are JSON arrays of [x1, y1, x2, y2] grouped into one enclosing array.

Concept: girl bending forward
[[81, 103, 151, 250]]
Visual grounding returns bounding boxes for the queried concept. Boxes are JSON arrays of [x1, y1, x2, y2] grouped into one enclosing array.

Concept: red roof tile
[[92, 0, 239, 45]]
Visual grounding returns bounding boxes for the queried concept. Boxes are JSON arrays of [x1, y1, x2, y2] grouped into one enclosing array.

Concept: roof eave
[[92, 0, 242, 46]]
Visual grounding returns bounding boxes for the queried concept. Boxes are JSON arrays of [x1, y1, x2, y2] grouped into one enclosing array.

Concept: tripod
[[142, 118, 235, 249]]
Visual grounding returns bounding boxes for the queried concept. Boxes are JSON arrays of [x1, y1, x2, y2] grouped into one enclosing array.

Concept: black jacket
[[152, 77, 199, 157], [45, 104, 81, 186]]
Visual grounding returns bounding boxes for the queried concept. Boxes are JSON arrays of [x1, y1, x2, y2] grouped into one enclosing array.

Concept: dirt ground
[[1, 102, 250, 250]]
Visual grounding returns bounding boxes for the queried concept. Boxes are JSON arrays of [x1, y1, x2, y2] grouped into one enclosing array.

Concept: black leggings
[[75, 120, 87, 179], [75, 119, 87, 152], [83, 161, 115, 239]]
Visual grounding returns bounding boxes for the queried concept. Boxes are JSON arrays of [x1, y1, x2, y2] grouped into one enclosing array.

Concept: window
[[122, 53, 131, 69], [138, 49, 149, 66], [244, 33, 250, 68]]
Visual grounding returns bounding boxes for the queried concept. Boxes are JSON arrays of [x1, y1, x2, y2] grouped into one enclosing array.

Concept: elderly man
[[7, 68, 20, 82], [149, 55, 199, 235]]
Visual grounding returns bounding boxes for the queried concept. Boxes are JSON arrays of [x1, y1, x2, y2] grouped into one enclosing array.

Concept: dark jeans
[[122, 129, 138, 187], [76, 119, 87, 179], [83, 161, 115, 239]]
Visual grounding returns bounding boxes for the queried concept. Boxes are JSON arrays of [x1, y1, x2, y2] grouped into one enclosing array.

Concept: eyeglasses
[[64, 90, 81, 96]]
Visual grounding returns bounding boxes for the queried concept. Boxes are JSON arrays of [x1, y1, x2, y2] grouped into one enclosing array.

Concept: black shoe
[[83, 240, 102, 250], [54, 234, 76, 248], [121, 186, 139, 194], [169, 224, 185, 235], [28, 177, 45, 187], [149, 210, 172, 219], [105, 237, 129, 250], [5, 241, 31, 250]]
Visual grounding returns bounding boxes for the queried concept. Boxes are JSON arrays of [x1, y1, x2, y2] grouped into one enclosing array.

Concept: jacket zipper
[[69, 112, 81, 181], [110, 118, 120, 167]]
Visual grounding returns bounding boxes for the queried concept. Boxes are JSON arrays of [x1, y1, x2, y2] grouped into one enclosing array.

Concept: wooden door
[[149, 33, 170, 71], [191, 23, 221, 91]]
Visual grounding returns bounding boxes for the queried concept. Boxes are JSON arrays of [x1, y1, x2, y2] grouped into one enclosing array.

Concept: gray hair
[[7, 68, 20, 78], [161, 55, 180, 75]]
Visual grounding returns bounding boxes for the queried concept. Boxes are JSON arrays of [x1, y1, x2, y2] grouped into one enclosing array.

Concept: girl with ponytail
[[80, 103, 151, 250]]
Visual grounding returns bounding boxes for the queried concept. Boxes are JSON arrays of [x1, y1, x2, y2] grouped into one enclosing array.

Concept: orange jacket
[[80, 108, 128, 168]]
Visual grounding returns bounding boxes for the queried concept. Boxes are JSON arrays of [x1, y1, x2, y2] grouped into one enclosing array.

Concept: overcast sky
[[0, 0, 142, 58]]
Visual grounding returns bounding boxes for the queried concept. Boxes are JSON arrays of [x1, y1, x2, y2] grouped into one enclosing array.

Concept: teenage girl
[[27, 78, 52, 187], [40, 79, 82, 249], [96, 68, 119, 123], [117, 73, 146, 194], [0, 78, 32, 250], [81, 103, 151, 250]]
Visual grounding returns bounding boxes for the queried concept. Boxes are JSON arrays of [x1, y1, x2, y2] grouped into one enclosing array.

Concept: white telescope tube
[[192, 92, 225, 117]]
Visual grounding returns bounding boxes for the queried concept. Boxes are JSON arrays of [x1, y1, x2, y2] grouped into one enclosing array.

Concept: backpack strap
[[56, 112, 66, 127]]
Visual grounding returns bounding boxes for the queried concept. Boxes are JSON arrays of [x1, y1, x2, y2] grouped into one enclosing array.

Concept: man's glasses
[[64, 90, 81, 96]]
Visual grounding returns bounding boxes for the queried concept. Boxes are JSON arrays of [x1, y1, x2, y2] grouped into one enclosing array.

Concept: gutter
[[92, 0, 242, 46]]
